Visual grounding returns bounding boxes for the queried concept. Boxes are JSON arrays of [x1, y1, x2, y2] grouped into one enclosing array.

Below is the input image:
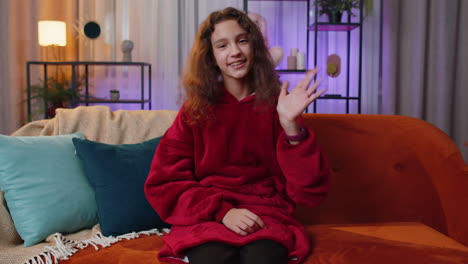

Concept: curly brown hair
[[181, 7, 280, 123]]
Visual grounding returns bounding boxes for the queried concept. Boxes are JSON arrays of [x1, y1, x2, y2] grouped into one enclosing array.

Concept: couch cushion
[[0, 133, 98, 247], [305, 222, 468, 264], [72, 137, 170, 237]]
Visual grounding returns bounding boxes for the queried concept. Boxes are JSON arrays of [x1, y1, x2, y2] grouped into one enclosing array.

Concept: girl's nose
[[230, 44, 241, 57]]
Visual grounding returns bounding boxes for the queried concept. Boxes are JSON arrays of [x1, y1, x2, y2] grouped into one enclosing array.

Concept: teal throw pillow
[[72, 137, 170, 237], [0, 133, 98, 247]]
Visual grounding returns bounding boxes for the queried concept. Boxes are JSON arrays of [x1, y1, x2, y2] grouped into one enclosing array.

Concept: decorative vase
[[269, 46, 284, 67], [287, 56, 297, 70], [327, 11, 343, 23], [287, 48, 298, 70], [110, 90, 120, 101], [121, 40, 134, 62], [296, 52, 305, 70]]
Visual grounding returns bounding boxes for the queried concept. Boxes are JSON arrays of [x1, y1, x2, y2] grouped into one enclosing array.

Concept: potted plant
[[110, 89, 120, 101], [316, 0, 360, 23], [30, 77, 85, 118]]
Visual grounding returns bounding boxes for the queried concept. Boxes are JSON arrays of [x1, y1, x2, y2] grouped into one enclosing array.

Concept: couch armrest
[[298, 114, 468, 247]]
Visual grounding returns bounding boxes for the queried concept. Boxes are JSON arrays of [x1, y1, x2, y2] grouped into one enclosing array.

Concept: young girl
[[145, 7, 330, 264]]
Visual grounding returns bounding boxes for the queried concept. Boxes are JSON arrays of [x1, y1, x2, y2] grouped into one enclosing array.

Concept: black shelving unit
[[244, 0, 363, 114], [26, 61, 152, 120]]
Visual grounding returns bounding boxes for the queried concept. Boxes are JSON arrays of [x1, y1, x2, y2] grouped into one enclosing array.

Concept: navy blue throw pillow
[[72, 137, 170, 237]]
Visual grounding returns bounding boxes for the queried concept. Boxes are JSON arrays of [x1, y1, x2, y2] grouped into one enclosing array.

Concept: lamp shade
[[38, 21, 67, 46]]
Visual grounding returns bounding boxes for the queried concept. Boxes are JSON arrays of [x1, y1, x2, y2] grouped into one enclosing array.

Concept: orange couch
[[61, 114, 468, 264], [2, 110, 468, 264]]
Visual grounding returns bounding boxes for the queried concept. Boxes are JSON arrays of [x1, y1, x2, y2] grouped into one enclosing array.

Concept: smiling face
[[211, 19, 253, 85]]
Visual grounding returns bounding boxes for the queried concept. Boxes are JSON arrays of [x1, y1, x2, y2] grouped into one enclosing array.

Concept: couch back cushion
[[298, 114, 466, 238], [72, 137, 171, 236]]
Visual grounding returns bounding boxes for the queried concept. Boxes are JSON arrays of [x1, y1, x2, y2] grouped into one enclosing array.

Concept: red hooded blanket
[[145, 89, 330, 264]]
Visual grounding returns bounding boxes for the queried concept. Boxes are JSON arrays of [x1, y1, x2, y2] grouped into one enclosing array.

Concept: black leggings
[[186, 239, 289, 264]]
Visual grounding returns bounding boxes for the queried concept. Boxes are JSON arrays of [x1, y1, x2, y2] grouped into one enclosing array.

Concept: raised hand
[[276, 68, 326, 138], [222, 208, 266, 236], [276, 68, 326, 123]]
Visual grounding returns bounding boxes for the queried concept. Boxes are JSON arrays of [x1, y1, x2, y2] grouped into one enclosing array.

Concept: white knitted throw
[[24, 227, 170, 264]]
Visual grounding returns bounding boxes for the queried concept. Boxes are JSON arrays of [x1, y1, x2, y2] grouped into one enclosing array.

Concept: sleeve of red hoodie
[[275, 114, 331, 208], [144, 109, 234, 225]]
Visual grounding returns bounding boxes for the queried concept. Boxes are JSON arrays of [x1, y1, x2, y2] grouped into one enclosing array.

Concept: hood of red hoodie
[[218, 83, 256, 104]]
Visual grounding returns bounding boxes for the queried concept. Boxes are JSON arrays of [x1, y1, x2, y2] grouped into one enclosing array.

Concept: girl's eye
[[239, 38, 248, 43], [217, 44, 226, 49]]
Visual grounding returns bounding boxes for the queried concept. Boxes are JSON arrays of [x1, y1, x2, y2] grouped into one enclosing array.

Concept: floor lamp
[[38, 20, 67, 83], [38, 20, 67, 62]]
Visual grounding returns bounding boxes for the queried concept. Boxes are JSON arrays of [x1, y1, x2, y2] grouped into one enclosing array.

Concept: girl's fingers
[[297, 68, 318, 89], [308, 88, 328, 103], [235, 226, 248, 236], [280, 80, 289, 97], [240, 219, 258, 233], [244, 211, 266, 228], [307, 78, 323, 97]]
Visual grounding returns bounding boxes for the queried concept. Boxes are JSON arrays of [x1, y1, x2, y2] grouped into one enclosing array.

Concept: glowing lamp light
[[38, 21, 67, 46]]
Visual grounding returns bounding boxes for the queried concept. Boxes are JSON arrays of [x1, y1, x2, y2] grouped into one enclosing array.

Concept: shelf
[[309, 23, 360, 31], [79, 99, 150, 104], [319, 95, 359, 100], [26, 61, 152, 121], [245, 0, 363, 114], [276, 69, 308, 73], [27, 61, 151, 66], [246, 0, 307, 1]]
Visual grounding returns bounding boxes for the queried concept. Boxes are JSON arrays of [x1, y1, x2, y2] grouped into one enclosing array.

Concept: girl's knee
[[186, 242, 239, 264], [240, 239, 289, 264]]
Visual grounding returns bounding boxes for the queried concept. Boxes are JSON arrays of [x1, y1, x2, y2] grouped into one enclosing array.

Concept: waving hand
[[276, 68, 326, 122]]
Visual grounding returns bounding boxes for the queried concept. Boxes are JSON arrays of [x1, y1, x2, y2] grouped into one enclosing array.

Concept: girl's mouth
[[229, 59, 247, 69]]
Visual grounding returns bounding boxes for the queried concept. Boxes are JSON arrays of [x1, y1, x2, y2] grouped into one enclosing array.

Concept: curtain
[[1, 0, 380, 134], [0, 1, 38, 135], [382, 0, 468, 162]]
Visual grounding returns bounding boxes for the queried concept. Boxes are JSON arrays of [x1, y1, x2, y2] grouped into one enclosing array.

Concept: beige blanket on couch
[[0, 106, 177, 264], [12, 105, 178, 143]]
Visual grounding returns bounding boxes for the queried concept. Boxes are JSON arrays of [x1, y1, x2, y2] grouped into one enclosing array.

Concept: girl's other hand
[[221, 208, 266, 236]]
